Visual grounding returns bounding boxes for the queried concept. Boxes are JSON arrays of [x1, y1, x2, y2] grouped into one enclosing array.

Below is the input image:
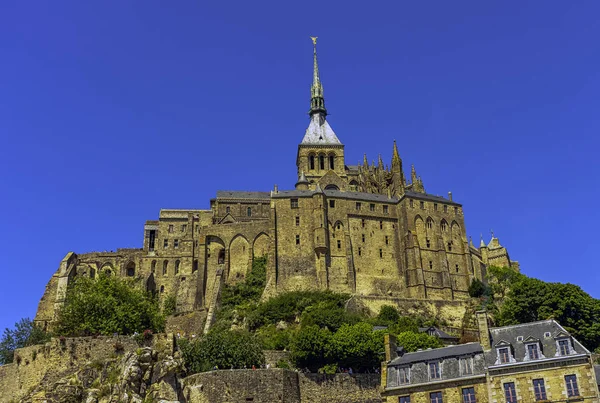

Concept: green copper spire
[[309, 37, 327, 116]]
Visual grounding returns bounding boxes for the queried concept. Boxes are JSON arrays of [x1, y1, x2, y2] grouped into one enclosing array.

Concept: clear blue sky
[[1, 1, 599, 332]]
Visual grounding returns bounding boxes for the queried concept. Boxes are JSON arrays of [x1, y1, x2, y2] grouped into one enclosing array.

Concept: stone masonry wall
[[0, 336, 139, 402], [181, 369, 382, 403]]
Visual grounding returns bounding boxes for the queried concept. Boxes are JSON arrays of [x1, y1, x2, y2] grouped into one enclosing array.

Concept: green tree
[[389, 316, 419, 334], [301, 301, 360, 331], [468, 278, 486, 298], [376, 305, 400, 325], [256, 324, 295, 350], [394, 331, 443, 352], [0, 318, 50, 365], [497, 276, 600, 350], [487, 265, 522, 299], [290, 325, 332, 371], [326, 322, 385, 370], [179, 330, 265, 374], [54, 274, 165, 336]]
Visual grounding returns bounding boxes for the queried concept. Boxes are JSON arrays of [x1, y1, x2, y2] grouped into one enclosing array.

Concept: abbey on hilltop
[[35, 39, 518, 332]]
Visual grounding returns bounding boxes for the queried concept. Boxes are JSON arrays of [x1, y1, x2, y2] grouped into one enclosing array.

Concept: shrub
[[468, 278, 486, 298], [300, 301, 360, 331], [162, 295, 177, 316], [376, 305, 400, 325], [257, 324, 295, 350], [248, 291, 350, 330], [179, 330, 264, 374], [54, 274, 165, 337]]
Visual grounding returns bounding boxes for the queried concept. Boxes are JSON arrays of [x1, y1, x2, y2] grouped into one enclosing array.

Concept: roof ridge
[[490, 319, 555, 331]]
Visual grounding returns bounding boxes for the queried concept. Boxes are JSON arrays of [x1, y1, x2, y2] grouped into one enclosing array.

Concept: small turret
[[295, 171, 310, 190]]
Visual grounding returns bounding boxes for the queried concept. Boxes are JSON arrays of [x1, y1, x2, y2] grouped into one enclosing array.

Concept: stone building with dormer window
[[382, 313, 600, 402]]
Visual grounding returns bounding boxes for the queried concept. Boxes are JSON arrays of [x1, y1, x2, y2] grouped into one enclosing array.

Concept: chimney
[[448, 191, 453, 201], [476, 310, 491, 350], [274, 184, 278, 193], [384, 333, 398, 362]]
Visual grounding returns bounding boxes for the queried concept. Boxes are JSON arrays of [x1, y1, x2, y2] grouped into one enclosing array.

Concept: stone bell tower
[[296, 37, 346, 189]]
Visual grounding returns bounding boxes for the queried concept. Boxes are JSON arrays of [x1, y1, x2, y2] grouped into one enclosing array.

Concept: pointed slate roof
[[301, 113, 342, 145]]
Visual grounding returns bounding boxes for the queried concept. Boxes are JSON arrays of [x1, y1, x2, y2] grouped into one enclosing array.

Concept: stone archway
[[228, 235, 250, 284], [253, 233, 270, 258]]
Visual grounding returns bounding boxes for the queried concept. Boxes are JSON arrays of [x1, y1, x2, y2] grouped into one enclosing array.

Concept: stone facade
[[381, 313, 600, 402], [33, 40, 518, 332]]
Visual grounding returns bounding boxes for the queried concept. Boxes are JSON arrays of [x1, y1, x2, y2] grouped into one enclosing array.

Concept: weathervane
[[310, 36, 318, 45]]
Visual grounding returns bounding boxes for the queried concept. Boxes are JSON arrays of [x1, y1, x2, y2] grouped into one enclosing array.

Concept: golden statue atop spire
[[310, 36, 318, 45]]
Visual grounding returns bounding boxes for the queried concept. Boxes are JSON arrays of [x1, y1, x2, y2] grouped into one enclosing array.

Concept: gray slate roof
[[485, 320, 589, 367], [301, 114, 342, 145], [389, 343, 483, 366], [271, 189, 399, 203], [402, 191, 461, 206], [216, 191, 271, 200], [418, 327, 459, 340]]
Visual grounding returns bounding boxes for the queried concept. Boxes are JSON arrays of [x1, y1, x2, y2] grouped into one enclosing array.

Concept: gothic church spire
[[309, 36, 327, 116]]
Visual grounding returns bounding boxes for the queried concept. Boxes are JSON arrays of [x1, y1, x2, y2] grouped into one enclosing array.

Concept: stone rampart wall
[[0, 335, 138, 402], [181, 369, 381, 403]]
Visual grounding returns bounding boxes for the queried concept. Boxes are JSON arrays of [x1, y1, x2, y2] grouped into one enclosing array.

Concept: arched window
[[151, 260, 157, 273], [126, 262, 135, 277], [163, 260, 168, 276], [247, 207, 252, 217], [324, 184, 339, 190], [90, 268, 96, 279], [309, 155, 315, 170], [175, 260, 180, 275], [427, 218, 433, 229], [218, 249, 225, 264], [226, 206, 230, 214], [193, 260, 198, 272], [319, 154, 325, 170], [329, 155, 335, 169], [160, 285, 165, 293], [441, 220, 448, 232]]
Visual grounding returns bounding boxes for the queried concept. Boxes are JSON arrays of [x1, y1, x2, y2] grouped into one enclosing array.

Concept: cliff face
[[0, 335, 381, 403]]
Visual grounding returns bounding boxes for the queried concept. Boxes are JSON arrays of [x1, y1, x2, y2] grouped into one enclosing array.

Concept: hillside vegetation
[[2, 259, 599, 372]]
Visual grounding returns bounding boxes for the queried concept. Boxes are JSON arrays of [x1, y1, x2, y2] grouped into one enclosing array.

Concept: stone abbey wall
[[182, 369, 382, 403]]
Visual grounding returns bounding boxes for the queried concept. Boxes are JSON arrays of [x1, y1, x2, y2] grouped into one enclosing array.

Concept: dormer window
[[459, 357, 473, 376], [497, 347, 512, 364], [396, 366, 410, 385], [428, 361, 441, 380], [526, 343, 540, 360], [557, 338, 573, 356]]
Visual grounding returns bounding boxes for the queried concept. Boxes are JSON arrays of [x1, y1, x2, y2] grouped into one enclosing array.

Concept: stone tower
[[296, 37, 347, 190]]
